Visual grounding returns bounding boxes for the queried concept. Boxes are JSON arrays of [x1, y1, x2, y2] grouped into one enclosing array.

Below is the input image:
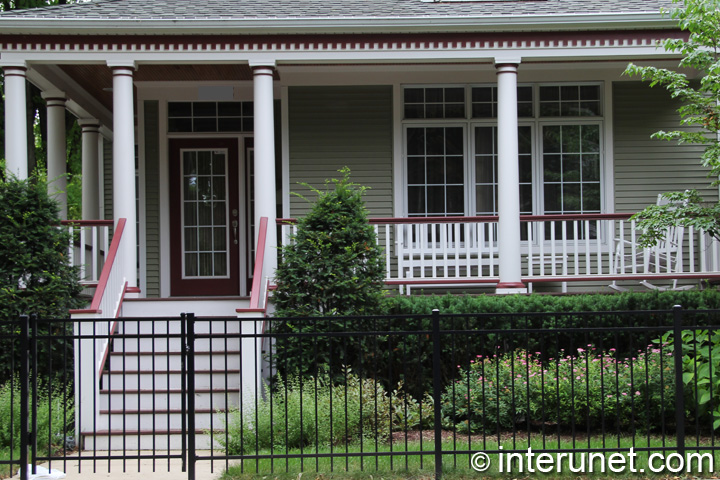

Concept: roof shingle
[[0, 0, 677, 21]]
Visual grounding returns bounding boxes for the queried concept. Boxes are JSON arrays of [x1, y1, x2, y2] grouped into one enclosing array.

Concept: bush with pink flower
[[441, 345, 676, 434]]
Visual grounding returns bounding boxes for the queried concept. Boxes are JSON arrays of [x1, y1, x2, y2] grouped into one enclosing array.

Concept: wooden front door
[[169, 138, 240, 296]]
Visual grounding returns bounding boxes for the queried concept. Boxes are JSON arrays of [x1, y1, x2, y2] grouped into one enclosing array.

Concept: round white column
[[3, 66, 28, 180], [43, 92, 68, 219], [252, 65, 278, 277], [78, 119, 101, 221], [496, 63, 526, 293], [111, 65, 138, 290]]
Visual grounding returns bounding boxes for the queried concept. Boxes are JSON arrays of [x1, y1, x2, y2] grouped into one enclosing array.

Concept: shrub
[[442, 346, 676, 434], [273, 168, 385, 317], [272, 168, 386, 378], [0, 178, 83, 384], [0, 177, 84, 320]]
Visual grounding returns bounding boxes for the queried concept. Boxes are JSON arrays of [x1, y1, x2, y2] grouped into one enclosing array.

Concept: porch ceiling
[[58, 63, 254, 110]]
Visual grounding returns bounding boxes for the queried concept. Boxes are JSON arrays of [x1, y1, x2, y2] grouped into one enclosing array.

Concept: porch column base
[[495, 282, 528, 295]]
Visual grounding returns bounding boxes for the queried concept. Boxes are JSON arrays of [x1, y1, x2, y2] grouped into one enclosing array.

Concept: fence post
[[180, 313, 187, 473], [19, 315, 29, 480], [431, 309, 443, 480], [30, 315, 38, 474], [186, 313, 197, 480], [672, 305, 685, 457]]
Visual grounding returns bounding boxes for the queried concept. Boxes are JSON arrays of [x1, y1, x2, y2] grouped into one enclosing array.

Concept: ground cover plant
[[221, 435, 720, 479], [0, 379, 74, 478], [221, 370, 432, 455]]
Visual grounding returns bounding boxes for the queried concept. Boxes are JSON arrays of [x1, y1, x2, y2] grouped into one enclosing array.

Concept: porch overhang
[[0, 12, 678, 35]]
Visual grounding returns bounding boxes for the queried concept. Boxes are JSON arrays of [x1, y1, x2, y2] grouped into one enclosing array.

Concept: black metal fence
[[1, 307, 719, 479]]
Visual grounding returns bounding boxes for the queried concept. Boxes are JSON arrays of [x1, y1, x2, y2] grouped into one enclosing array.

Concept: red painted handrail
[[278, 212, 635, 226], [249, 217, 269, 310], [60, 219, 114, 227], [71, 218, 126, 314]]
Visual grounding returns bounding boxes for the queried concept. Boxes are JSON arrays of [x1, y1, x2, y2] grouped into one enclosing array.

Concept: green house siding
[[144, 101, 161, 298], [613, 82, 716, 212], [103, 139, 113, 221], [288, 85, 394, 218]]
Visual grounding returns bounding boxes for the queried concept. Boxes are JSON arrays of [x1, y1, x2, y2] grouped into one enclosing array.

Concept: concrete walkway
[[29, 452, 231, 480]]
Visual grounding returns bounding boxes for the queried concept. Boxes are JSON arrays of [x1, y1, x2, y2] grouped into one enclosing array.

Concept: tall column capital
[[495, 63, 519, 75], [41, 90, 67, 108], [2, 64, 28, 76], [78, 118, 101, 132], [249, 59, 277, 70], [107, 60, 137, 71]]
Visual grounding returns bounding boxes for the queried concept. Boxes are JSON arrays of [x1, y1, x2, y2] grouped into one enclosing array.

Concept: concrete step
[[83, 431, 222, 451], [117, 318, 245, 335], [100, 410, 232, 431], [120, 298, 251, 318], [100, 389, 241, 411], [108, 351, 242, 371], [111, 336, 242, 353], [103, 370, 241, 390]]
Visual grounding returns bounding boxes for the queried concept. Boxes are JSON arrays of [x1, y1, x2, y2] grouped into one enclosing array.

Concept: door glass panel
[[182, 150, 230, 278]]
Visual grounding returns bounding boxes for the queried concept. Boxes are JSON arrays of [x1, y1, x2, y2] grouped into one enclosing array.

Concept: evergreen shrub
[[272, 168, 386, 379]]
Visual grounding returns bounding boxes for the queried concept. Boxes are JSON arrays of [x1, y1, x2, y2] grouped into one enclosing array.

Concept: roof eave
[[0, 12, 678, 35]]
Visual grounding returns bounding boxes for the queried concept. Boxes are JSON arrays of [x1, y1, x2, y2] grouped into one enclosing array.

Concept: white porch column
[[109, 63, 138, 291], [495, 62, 526, 294], [43, 91, 68, 219], [78, 119, 101, 221], [3, 65, 29, 179], [251, 64, 278, 278]]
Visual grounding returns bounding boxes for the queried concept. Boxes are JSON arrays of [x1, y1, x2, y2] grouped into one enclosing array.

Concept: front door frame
[[168, 137, 241, 297]]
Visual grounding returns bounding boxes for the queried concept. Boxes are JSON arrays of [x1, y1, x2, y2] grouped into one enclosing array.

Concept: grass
[[221, 434, 720, 479]]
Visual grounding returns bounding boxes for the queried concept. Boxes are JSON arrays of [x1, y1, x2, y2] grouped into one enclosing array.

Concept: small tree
[[273, 168, 386, 317], [624, 0, 720, 245], [0, 177, 83, 321]]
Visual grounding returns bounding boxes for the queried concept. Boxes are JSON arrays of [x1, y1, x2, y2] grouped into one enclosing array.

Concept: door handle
[[232, 220, 239, 245]]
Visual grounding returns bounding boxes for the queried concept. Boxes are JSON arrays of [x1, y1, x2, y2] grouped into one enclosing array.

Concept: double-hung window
[[403, 83, 603, 227]]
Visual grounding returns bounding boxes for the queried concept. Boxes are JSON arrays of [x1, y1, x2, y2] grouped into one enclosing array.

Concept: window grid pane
[[542, 124, 601, 238], [182, 150, 229, 278], [539, 85, 600, 117], [474, 126, 533, 216], [471, 86, 534, 118], [404, 87, 466, 119], [406, 127, 465, 217], [168, 101, 254, 132]]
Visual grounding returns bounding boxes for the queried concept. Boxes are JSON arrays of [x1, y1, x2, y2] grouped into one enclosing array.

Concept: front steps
[[82, 312, 265, 452]]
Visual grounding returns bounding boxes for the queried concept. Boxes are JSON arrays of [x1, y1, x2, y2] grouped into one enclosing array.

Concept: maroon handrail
[[249, 217, 269, 310], [70, 218, 126, 314], [60, 219, 114, 227], [278, 212, 635, 226]]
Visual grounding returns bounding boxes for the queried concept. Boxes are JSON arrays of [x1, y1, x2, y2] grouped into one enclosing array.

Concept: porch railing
[[280, 213, 720, 290], [60, 219, 113, 286]]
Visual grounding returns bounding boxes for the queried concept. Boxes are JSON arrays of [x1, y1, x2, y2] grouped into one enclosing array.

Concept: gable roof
[[0, 0, 679, 34]]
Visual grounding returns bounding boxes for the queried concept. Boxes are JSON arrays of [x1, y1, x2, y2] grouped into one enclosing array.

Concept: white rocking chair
[[610, 194, 695, 292]]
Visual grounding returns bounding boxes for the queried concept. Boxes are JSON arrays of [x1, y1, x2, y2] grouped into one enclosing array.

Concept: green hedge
[[271, 290, 720, 399], [379, 289, 720, 315]]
